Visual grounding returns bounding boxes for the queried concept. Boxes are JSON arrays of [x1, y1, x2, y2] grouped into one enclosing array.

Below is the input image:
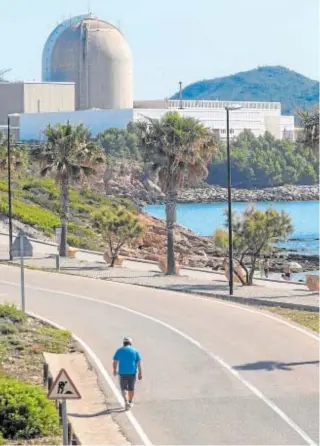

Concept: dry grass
[[263, 306, 319, 333]]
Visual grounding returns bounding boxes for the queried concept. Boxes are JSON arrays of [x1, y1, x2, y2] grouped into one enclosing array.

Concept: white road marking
[[0, 270, 318, 341], [0, 279, 317, 445], [27, 311, 153, 446]]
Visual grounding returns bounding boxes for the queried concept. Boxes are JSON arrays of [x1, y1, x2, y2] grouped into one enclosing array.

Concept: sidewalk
[[44, 352, 129, 445], [4, 247, 318, 311]]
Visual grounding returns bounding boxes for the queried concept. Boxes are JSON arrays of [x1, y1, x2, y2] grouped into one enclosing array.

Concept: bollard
[[47, 376, 53, 392], [58, 402, 63, 424], [43, 363, 49, 387], [56, 254, 60, 272]]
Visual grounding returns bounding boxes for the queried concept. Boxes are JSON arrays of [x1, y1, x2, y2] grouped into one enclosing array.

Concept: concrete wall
[[19, 108, 134, 140], [23, 83, 75, 113], [264, 115, 281, 139], [0, 83, 24, 125]]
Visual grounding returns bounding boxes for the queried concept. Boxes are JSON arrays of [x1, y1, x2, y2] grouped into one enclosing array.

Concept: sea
[[144, 200, 319, 257]]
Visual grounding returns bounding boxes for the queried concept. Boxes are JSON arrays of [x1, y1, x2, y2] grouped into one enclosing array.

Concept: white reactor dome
[[42, 14, 133, 110]]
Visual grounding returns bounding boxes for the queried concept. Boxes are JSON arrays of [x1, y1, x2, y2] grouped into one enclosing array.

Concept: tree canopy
[[213, 205, 293, 285], [136, 111, 218, 274], [92, 205, 143, 266], [97, 122, 141, 162], [207, 130, 318, 188], [32, 122, 105, 256]]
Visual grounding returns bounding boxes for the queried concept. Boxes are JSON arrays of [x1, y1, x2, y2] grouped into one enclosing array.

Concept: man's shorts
[[119, 374, 136, 392]]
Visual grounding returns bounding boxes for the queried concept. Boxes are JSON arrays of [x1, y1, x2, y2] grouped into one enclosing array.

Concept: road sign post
[[19, 231, 26, 313], [61, 400, 68, 445], [47, 368, 81, 446]]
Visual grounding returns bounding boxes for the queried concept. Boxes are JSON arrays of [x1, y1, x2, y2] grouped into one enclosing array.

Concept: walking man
[[113, 337, 142, 410]]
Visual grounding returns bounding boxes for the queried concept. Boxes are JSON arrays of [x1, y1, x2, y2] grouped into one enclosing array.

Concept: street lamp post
[[7, 115, 13, 260], [225, 105, 242, 295]]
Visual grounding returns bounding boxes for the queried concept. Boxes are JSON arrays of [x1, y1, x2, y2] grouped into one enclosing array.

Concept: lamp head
[[225, 104, 242, 111]]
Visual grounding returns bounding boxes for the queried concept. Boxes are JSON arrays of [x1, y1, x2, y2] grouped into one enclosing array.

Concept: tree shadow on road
[[233, 360, 319, 371]]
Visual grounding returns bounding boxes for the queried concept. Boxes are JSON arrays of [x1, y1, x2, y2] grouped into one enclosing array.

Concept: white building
[[15, 99, 295, 142], [134, 99, 295, 141]]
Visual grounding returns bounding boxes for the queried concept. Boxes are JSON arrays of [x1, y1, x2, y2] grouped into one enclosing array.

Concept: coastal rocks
[[102, 162, 164, 205], [177, 185, 319, 204], [129, 213, 217, 268], [93, 161, 319, 205]]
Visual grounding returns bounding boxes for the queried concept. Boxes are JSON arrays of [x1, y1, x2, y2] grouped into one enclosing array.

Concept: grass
[[0, 302, 80, 444], [0, 174, 135, 251], [263, 306, 319, 333]]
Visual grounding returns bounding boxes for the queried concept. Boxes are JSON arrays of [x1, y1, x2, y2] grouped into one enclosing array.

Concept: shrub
[[0, 377, 60, 439], [0, 303, 26, 323], [0, 322, 18, 335]]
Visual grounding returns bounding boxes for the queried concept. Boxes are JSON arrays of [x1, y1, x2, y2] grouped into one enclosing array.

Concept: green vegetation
[[136, 111, 218, 274], [36, 326, 72, 354], [0, 174, 136, 251], [0, 303, 78, 443], [95, 121, 318, 190], [264, 307, 319, 333], [213, 205, 293, 285], [32, 123, 105, 256], [298, 107, 319, 152], [0, 302, 27, 323], [93, 206, 144, 266], [97, 122, 142, 162], [0, 377, 60, 440], [172, 65, 319, 118], [207, 130, 319, 188]]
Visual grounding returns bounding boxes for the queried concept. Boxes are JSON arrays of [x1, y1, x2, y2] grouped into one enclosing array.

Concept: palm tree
[[298, 108, 319, 151], [33, 122, 105, 256], [136, 112, 218, 275]]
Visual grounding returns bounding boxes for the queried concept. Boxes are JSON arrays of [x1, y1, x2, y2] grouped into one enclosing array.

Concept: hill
[[172, 66, 319, 118]]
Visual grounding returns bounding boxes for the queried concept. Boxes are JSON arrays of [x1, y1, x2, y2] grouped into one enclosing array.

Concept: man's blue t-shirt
[[113, 346, 141, 375]]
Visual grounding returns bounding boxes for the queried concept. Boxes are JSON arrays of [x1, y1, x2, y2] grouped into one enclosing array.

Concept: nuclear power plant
[[42, 14, 133, 110], [0, 13, 295, 141]]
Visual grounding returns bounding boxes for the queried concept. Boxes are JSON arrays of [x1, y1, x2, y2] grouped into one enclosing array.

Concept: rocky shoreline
[[174, 184, 319, 204], [101, 162, 319, 206]]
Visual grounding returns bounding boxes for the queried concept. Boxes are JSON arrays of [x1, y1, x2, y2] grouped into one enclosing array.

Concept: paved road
[[0, 265, 319, 445]]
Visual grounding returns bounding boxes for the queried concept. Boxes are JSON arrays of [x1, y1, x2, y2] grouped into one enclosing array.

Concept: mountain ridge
[[171, 66, 319, 118]]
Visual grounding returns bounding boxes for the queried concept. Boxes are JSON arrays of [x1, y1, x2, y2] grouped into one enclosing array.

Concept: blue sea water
[[144, 200, 319, 256]]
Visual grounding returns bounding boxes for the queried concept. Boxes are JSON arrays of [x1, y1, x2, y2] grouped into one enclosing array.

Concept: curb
[[0, 230, 311, 286], [22, 263, 319, 312], [27, 311, 151, 446]]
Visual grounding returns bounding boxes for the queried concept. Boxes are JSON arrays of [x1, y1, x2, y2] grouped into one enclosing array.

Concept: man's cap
[[123, 336, 132, 344]]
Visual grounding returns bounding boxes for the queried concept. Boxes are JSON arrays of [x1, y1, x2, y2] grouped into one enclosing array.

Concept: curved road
[[0, 265, 319, 445]]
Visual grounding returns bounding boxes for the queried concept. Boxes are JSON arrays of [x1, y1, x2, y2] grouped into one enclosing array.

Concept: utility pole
[[179, 81, 183, 109], [7, 115, 13, 260]]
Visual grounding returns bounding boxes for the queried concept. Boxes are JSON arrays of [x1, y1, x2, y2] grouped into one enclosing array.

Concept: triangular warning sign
[[48, 368, 81, 400]]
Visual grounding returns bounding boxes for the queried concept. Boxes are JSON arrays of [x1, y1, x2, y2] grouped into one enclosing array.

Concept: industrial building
[[42, 13, 133, 110], [0, 81, 75, 125], [16, 98, 295, 141], [1, 13, 295, 142]]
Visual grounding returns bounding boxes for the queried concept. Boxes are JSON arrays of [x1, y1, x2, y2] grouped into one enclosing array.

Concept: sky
[[1, 0, 319, 99]]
